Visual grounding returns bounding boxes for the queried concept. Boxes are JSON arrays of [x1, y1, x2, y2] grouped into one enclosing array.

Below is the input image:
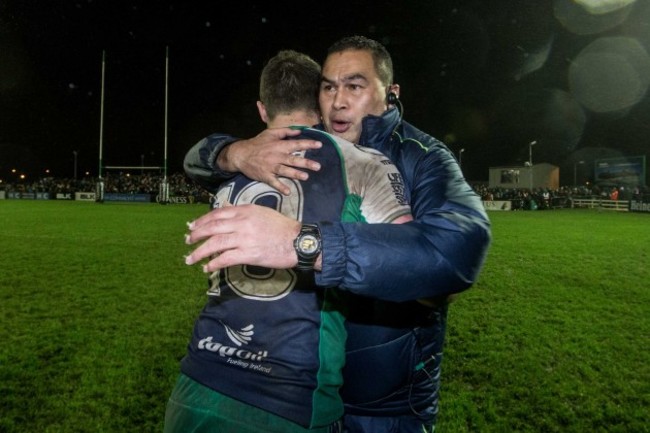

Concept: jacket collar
[[358, 107, 401, 148]]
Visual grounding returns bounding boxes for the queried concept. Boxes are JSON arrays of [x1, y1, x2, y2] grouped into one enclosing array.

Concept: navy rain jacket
[[183, 107, 492, 424]]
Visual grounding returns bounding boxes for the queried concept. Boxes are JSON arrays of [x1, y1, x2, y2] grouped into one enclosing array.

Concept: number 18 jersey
[[180, 127, 410, 428]]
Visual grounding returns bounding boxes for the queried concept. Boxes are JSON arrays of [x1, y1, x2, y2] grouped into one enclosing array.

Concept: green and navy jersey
[[180, 126, 410, 428]]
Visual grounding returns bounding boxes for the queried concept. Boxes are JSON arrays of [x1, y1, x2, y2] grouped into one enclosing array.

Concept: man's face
[[319, 49, 388, 144]]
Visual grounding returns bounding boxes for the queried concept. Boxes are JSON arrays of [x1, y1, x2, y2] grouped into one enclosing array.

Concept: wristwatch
[[293, 224, 322, 271]]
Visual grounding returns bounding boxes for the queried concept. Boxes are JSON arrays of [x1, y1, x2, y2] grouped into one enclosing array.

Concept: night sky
[[2, 0, 649, 185]]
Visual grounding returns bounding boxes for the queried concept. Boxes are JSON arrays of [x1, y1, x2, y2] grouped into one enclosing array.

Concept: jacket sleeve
[[315, 139, 491, 302], [183, 133, 241, 193]]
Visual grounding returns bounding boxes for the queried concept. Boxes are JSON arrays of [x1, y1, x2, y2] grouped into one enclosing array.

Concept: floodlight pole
[[528, 140, 536, 190], [458, 148, 465, 169], [573, 160, 584, 187], [73, 151, 78, 180]]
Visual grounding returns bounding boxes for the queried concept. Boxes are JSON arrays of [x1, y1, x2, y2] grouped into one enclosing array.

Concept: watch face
[[298, 234, 319, 255]]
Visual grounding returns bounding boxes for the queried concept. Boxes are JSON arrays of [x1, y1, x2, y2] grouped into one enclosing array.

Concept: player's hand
[[219, 128, 322, 195], [184, 204, 302, 272]]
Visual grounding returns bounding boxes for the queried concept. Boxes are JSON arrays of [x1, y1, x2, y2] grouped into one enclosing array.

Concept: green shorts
[[164, 374, 341, 433]]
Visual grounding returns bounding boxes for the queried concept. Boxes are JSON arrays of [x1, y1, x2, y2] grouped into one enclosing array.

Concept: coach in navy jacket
[[183, 36, 491, 432]]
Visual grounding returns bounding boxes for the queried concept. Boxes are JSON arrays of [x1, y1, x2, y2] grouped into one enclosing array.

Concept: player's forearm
[[183, 133, 240, 192], [215, 140, 245, 173]]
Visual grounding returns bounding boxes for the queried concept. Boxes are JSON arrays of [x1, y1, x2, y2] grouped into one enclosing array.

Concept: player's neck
[[267, 111, 320, 128]]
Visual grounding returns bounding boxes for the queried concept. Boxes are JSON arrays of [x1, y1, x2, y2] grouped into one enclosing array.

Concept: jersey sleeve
[[184, 133, 241, 193], [315, 137, 491, 302], [350, 148, 411, 224]]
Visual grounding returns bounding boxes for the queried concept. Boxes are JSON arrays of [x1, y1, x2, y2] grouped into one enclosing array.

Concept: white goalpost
[[160, 46, 170, 204], [95, 47, 171, 204], [96, 50, 106, 202]]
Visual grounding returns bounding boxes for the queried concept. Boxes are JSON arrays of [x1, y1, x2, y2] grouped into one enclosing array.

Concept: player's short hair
[[259, 50, 321, 120], [326, 36, 394, 86]]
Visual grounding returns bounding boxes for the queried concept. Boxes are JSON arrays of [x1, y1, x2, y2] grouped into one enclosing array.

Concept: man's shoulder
[[398, 121, 444, 149]]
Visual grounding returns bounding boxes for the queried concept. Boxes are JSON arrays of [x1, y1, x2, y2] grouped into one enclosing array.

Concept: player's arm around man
[[184, 126, 491, 302], [184, 128, 322, 196]]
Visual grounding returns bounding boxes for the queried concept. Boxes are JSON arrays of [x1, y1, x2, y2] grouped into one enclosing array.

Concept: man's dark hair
[[327, 36, 394, 86], [259, 50, 321, 120]]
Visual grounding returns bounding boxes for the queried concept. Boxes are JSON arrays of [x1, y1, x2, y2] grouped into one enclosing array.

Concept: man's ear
[[256, 101, 269, 123], [390, 84, 400, 98]]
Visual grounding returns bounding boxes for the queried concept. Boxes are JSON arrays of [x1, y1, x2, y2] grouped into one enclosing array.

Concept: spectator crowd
[[472, 184, 648, 210], [2, 171, 647, 207], [1, 172, 210, 202]]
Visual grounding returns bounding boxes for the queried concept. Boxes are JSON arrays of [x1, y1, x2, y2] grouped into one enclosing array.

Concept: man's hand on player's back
[[218, 128, 323, 195], [185, 203, 303, 272]]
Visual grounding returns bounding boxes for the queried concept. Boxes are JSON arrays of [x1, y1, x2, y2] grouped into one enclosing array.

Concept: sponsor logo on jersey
[[198, 336, 268, 362], [223, 323, 254, 346], [197, 322, 271, 372], [387, 172, 408, 205]]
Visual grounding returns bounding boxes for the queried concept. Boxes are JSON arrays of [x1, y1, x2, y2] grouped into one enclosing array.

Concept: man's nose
[[332, 90, 347, 110]]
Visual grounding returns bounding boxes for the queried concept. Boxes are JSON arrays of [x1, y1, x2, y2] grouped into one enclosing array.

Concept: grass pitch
[[0, 201, 648, 432]]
